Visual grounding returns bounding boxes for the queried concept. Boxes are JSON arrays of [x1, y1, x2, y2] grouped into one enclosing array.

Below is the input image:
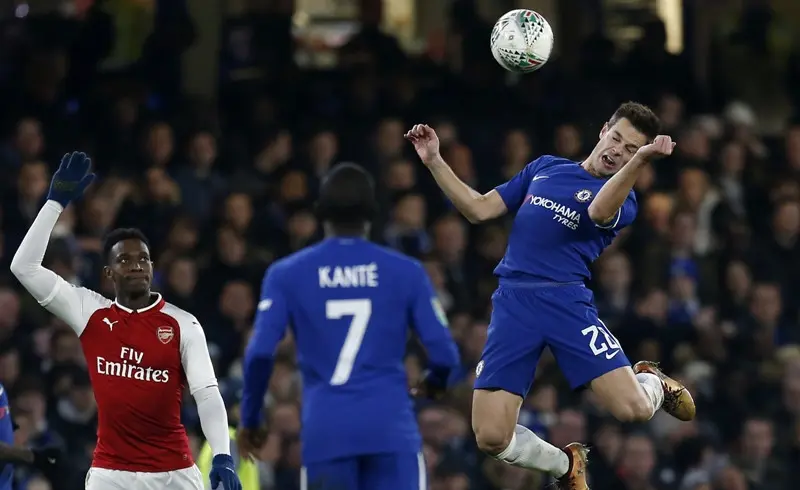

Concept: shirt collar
[[114, 293, 164, 314]]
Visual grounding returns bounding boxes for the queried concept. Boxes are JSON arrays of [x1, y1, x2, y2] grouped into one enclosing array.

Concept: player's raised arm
[[408, 262, 461, 397], [179, 316, 242, 490], [239, 264, 291, 450], [406, 124, 507, 223], [10, 152, 104, 334], [588, 135, 674, 226]]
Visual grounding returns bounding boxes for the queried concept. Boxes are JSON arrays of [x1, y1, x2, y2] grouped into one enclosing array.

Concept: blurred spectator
[[2, 3, 800, 490]]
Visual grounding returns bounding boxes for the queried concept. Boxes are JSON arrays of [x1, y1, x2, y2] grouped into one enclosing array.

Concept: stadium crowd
[[1, 1, 800, 489]]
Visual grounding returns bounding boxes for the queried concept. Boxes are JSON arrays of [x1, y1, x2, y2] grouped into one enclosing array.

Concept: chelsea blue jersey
[[0, 384, 13, 490], [494, 155, 638, 283], [244, 238, 460, 463]]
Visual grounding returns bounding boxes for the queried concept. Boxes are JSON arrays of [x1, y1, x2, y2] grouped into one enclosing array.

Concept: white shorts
[[85, 465, 204, 490]]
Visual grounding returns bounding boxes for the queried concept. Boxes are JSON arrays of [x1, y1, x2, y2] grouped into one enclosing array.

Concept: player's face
[[590, 118, 649, 177], [106, 239, 153, 296]]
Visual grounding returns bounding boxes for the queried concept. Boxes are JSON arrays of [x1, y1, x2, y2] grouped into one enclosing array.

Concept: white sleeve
[[10, 200, 110, 335], [193, 386, 232, 456], [180, 317, 230, 456], [179, 317, 219, 394]]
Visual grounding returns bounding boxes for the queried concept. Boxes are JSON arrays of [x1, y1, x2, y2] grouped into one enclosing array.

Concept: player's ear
[[103, 266, 112, 279], [599, 123, 609, 139]]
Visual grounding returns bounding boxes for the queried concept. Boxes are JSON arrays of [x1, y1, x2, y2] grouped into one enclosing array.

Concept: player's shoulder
[[71, 284, 114, 310], [160, 301, 200, 329], [261, 250, 311, 284], [534, 154, 575, 169], [269, 242, 328, 273]]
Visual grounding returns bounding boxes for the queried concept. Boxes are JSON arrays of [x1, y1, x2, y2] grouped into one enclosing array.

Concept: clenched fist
[[635, 135, 676, 162]]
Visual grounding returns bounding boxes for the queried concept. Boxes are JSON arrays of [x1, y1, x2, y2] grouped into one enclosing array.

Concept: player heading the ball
[[10, 152, 242, 490], [238, 162, 460, 490], [406, 103, 695, 490]]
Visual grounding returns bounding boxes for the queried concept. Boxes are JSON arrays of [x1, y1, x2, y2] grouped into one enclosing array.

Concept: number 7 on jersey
[[326, 299, 372, 386]]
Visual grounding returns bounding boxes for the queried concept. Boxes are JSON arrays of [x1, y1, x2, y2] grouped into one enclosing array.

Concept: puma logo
[[103, 318, 118, 331]]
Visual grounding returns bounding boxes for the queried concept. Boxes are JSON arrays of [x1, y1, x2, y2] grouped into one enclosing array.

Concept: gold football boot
[[557, 443, 590, 490], [634, 361, 696, 421]]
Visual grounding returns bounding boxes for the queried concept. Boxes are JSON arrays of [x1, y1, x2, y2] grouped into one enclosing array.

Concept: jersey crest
[[574, 189, 593, 203], [157, 326, 175, 344]]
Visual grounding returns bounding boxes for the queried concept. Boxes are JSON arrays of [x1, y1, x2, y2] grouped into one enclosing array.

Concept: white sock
[[636, 372, 664, 418], [494, 425, 570, 477]]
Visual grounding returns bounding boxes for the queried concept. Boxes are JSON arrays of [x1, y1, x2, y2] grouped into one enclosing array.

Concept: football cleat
[[633, 361, 696, 421], [557, 443, 589, 490]]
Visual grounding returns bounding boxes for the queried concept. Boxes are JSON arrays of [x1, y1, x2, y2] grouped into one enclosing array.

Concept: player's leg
[[471, 287, 571, 478], [165, 466, 204, 490], [302, 457, 359, 490], [123, 467, 203, 490], [84, 469, 132, 490], [359, 451, 426, 490], [473, 389, 574, 477], [595, 360, 696, 421], [544, 285, 694, 422]]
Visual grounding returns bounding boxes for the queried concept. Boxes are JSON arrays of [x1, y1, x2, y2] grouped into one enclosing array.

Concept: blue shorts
[[302, 452, 426, 490], [474, 282, 630, 397]]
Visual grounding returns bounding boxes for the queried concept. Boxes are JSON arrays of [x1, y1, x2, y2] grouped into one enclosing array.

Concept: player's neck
[[324, 222, 370, 239], [116, 291, 157, 311], [580, 159, 603, 178]]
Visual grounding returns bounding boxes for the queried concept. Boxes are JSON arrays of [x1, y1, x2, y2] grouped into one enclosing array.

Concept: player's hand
[[236, 426, 267, 461], [635, 135, 675, 162], [30, 446, 61, 472], [405, 124, 441, 165], [410, 369, 447, 400], [209, 454, 243, 490], [48, 151, 96, 207]]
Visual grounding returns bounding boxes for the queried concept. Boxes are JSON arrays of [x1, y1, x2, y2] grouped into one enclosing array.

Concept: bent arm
[[409, 266, 461, 389], [9, 201, 106, 334], [588, 155, 646, 225], [240, 268, 290, 429], [426, 155, 507, 223]]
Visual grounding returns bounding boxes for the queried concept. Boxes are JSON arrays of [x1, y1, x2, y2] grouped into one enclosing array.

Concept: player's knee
[[471, 389, 521, 455], [474, 424, 513, 455], [610, 395, 653, 423]]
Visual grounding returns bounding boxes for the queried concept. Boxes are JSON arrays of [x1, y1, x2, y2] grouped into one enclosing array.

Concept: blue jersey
[[0, 384, 13, 490], [241, 237, 460, 464], [494, 155, 637, 283]]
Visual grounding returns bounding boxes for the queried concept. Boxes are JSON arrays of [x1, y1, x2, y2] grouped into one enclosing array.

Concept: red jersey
[[10, 201, 224, 474], [41, 287, 217, 472]]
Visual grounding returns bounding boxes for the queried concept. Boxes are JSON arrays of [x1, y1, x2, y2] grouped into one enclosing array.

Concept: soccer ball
[[490, 9, 554, 73]]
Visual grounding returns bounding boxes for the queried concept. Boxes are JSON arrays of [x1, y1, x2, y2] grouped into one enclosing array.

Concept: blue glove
[[209, 454, 242, 490], [47, 151, 96, 207]]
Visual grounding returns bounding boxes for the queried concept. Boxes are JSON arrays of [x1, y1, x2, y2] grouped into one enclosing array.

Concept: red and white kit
[[11, 201, 232, 490]]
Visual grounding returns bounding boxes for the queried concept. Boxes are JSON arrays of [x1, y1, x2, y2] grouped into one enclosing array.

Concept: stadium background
[[1, 0, 800, 488]]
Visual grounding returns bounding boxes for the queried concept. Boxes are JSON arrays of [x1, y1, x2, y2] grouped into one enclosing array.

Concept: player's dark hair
[[609, 101, 661, 141], [316, 162, 377, 230], [102, 228, 151, 263]]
